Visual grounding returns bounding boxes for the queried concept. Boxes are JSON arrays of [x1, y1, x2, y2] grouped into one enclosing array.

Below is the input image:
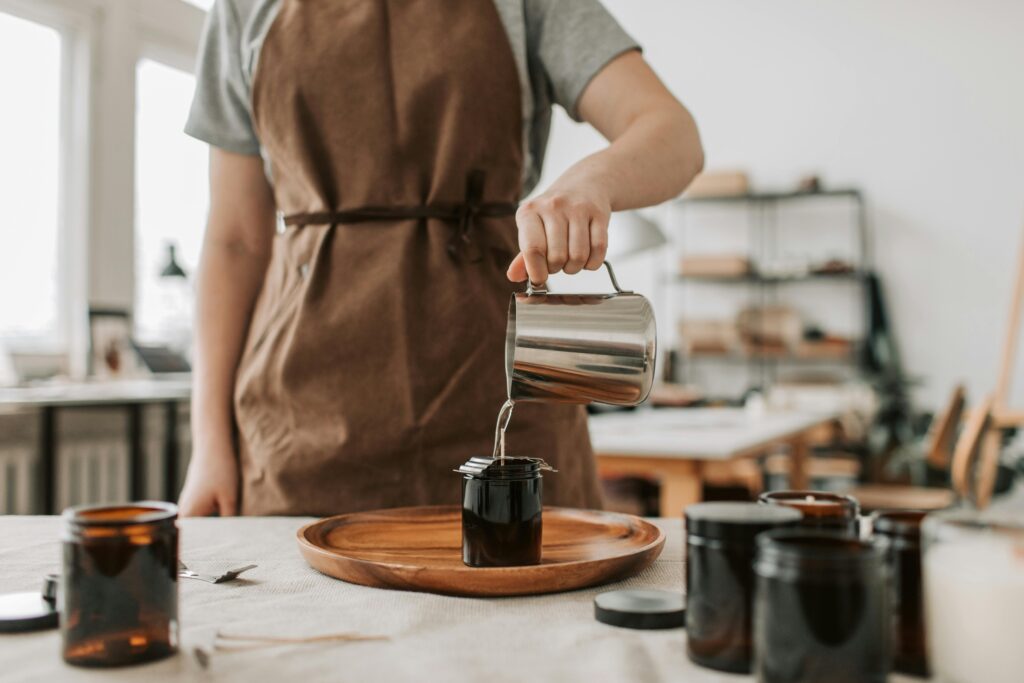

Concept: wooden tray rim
[[296, 504, 666, 577]]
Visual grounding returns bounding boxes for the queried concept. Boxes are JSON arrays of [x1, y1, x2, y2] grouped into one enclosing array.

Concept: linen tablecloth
[[0, 516, 920, 682]]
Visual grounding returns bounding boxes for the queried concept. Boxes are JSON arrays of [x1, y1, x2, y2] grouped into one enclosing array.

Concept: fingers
[[565, 211, 591, 275], [542, 212, 568, 275], [506, 253, 528, 282], [585, 212, 609, 271], [514, 205, 549, 285], [510, 193, 610, 282]]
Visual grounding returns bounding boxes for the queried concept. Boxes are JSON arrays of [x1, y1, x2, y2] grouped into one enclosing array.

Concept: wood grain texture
[[296, 506, 665, 597]]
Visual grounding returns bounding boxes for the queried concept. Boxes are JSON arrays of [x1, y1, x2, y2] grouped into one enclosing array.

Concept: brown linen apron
[[235, 0, 603, 516]]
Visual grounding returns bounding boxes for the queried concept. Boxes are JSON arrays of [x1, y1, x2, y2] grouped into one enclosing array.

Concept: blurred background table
[[590, 408, 839, 517]]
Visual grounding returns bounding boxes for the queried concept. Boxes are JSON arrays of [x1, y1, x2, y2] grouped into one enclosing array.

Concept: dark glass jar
[[61, 502, 178, 667], [459, 457, 543, 567], [759, 490, 860, 535], [754, 531, 890, 683], [873, 510, 928, 677], [685, 502, 802, 673]]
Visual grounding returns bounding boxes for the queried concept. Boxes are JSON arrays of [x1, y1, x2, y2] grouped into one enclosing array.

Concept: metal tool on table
[[178, 561, 257, 584], [505, 261, 657, 405]]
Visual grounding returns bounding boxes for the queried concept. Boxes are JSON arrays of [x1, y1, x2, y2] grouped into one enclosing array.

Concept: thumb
[[506, 253, 528, 282]]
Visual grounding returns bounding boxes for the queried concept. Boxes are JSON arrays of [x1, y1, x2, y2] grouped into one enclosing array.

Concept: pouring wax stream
[[492, 399, 515, 462]]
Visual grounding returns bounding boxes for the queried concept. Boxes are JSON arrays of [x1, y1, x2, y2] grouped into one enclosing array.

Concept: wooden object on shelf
[[794, 337, 854, 359], [296, 506, 665, 597], [678, 319, 740, 354], [737, 306, 802, 349], [924, 385, 966, 470], [679, 254, 752, 278], [683, 170, 749, 198]]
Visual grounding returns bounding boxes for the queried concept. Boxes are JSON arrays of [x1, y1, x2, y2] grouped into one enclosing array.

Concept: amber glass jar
[[459, 457, 543, 567], [685, 502, 802, 673], [61, 502, 178, 667], [759, 490, 860, 535], [873, 510, 927, 676], [754, 530, 890, 683]]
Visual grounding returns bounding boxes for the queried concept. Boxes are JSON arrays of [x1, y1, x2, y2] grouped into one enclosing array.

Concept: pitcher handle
[[526, 261, 628, 296]]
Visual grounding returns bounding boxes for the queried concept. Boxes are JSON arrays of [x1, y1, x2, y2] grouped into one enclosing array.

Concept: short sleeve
[[524, 0, 640, 122], [184, 0, 261, 155]]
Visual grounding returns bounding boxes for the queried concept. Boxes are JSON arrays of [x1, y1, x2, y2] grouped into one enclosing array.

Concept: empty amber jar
[[459, 457, 543, 567], [759, 490, 860, 535], [61, 502, 178, 667], [685, 502, 802, 673], [754, 531, 890, 683], [874, 510, 928, 677]]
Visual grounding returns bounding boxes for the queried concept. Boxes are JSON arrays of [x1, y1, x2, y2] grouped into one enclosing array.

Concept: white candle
[[924, 529, 1024, 683]]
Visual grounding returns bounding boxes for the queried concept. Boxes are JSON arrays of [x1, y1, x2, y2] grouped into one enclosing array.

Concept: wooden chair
[[841, 386, 968, 512]]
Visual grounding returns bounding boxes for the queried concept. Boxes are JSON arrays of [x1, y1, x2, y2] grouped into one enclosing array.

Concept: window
[[0, 12, 62, 344], [134, 57, 209, 348]]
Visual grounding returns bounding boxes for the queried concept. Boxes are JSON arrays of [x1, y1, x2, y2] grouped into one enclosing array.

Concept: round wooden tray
[[297, 505, 665, 597]]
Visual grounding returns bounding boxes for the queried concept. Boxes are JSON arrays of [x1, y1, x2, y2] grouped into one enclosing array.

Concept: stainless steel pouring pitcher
[[505, 262, 656, 405]]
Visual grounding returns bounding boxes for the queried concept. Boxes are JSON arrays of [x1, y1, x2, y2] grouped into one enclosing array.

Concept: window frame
[[0, 0, 97, 359], [0, 0, 206, 376]]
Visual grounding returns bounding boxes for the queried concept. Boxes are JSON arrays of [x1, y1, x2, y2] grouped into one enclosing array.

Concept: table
[[0, 516, 923, 683], [590, 408, 838, 517], [0, 377, 191, 512]]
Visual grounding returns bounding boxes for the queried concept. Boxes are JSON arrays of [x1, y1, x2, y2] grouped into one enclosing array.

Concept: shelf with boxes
[[664, 184, 870, 398]]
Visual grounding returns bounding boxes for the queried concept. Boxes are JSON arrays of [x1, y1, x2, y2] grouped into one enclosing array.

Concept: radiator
[[0, 404, 189, 514]]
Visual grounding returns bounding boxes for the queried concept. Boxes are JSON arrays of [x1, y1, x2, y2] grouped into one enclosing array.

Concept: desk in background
[[0, 377, 191, 513], [589, 408, 839, 517]]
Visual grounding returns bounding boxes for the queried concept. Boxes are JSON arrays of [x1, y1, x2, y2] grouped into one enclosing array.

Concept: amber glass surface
[[759, 491, 860, 535], [461, 458, 542, 567], [873, 510, 928, 676], [754, 531, 889, 683], [61, 503, 178, 667], [685, 502, 802, 674]]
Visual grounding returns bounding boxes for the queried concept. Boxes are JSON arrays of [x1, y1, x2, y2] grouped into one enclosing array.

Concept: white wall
[[540, 0, 1024, 410]]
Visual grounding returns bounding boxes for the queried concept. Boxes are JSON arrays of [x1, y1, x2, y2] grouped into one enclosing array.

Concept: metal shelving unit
[[665, 188, 871, 398]]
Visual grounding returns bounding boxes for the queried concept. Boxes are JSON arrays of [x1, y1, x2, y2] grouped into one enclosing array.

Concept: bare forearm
[[190, 234, 270, 451], [555, 105, 703, 211]]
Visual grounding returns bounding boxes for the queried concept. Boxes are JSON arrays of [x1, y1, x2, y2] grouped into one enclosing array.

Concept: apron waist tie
[[282, 171, 517, 262]]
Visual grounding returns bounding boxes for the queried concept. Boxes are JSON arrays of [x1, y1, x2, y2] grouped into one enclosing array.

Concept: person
[[179, 0, 703, 517]]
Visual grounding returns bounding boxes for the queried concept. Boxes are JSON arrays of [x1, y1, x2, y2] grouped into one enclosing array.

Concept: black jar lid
[[686, 502, 802, 542], [456, 457, 553, 480], [872, 509, 928, 537], [594, 589, 686, 630]]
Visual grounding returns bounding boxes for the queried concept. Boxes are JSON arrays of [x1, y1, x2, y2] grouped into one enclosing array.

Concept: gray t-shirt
[[185, 0, 639, 195]]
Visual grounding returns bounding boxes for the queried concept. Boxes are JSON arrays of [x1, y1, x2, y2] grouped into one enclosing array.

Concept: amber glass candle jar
[[685, 502, 802, 673], [61, 502, 178, 667], [873, 510, 927, 676], [459, 457, 543, 567], [753, 531, 890, 683], [759, 490, 860, 535]]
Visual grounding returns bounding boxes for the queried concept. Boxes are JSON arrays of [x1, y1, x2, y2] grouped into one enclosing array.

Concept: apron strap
[[282, 171, 517, 262]]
